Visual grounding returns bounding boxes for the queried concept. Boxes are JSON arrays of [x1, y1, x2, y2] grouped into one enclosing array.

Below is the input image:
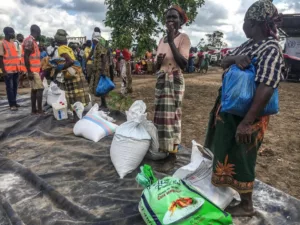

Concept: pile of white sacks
[[43, 80, 67, 107], [73, 100, 168, 178], [72, 100, 238, 210]]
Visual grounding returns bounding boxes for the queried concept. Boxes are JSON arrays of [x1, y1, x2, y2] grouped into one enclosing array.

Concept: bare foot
[[226, 203, 255, 217]]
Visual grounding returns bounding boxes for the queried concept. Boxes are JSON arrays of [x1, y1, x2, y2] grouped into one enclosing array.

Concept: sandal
[[168, 145, 179, 154]]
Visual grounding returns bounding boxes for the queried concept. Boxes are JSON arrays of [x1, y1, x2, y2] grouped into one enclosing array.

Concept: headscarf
[[167, 5, 189, 27], [121, 48, 131, 61], [54, 29, 68, 43], [245, 0, 282, 40]]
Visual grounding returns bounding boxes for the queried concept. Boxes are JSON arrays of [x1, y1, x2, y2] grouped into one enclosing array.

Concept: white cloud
[[0, 0, 108, 41], [0, 0, 298, 48]]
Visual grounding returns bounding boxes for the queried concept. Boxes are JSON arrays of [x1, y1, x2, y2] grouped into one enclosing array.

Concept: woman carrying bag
[[54, 29, 90, 113], [204, 0, 284, 217]]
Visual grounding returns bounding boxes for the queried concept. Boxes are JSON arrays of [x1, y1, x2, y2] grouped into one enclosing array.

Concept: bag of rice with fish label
[[137, 165, 233, 225]]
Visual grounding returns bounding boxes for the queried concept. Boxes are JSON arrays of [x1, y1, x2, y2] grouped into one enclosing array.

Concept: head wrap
[[245, 0, 282, 39], [54, 29, 68, 43], [122, 48, 131, 61], [167, 5, 189, 27]]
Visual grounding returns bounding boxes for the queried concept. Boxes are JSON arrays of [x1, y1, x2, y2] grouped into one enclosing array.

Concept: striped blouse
[[230, 37, 285, 88]]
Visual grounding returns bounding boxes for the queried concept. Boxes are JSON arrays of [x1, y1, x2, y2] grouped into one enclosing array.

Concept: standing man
[[14, 34, 24, 57], [0, 27, 20, 111], [23, 25, 44, 115], [14, 34, 26, 88]]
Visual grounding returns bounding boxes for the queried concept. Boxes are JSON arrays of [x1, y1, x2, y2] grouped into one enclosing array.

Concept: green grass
[[107, 91, 133, 112]]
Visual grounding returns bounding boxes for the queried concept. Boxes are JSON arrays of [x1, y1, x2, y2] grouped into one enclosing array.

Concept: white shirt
[[47, 45, 59, 59], [14, 40, 23, 58]]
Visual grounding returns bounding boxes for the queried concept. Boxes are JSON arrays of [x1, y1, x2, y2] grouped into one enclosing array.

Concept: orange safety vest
[[2, 40, 19, 73], [19, 51, 26, 72], [21, 36, 41, 73]]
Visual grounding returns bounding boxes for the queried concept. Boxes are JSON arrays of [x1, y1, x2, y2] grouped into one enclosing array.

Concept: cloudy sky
[[0, 0, 299, 47]]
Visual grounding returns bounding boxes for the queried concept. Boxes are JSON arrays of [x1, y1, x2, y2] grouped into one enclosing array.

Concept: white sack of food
[[57, 91, 67, 105], [173, 140, 239, 209], [110, 100, 151, 179], [72, 102, 84, 119], [47, 82, 64, 106], [73, 103, 118, 142]]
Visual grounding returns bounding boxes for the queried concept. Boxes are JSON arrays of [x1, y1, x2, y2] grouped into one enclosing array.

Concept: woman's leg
[[209, 112, 267, 217], [173, 72, 185, 152], [100, 96, 107, 108], [154, 72, 175, 153]]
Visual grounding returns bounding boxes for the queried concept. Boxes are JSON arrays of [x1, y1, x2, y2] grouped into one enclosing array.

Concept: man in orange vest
[[0, 27, 20, 111], [23, 25, 44, 115]]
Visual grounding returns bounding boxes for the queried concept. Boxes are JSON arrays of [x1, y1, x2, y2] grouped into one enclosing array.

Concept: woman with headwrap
[[204, 0, 284, 217], [154, 6, 191, 163], [54, 29, 90, 113]]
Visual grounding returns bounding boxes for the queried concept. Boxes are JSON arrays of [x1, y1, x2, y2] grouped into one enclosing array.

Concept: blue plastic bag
[[96, 75, 115, 96], [221, 62, 279, 117]]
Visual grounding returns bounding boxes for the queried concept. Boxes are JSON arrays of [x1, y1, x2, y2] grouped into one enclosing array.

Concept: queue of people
[[0, 25, 147, 114]]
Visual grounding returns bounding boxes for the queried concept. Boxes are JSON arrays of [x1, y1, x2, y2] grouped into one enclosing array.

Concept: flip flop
[[169, 145, 179, 154]]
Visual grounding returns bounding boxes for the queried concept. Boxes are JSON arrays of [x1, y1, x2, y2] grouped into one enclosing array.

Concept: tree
[[197, 38, 206, 51], [205, 31, 226, 48], [222, 42, 228, 48], [39, 35, 47, 45], [38, 35, 54, 46], [105, 0, 205, 56]]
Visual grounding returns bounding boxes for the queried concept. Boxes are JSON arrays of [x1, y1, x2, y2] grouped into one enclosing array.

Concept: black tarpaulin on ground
[[0, 95, 299, 225]]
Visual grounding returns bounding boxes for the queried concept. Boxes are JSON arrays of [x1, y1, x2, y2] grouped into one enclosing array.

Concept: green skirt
[[204, 89, 269, 193]]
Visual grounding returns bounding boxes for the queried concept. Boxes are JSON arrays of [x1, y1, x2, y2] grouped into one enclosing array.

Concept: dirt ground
[[1, 70, 300, 200], [127, 70, 300, 200]]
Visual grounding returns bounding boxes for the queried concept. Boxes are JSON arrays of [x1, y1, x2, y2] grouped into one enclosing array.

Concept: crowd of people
[[0, 26, 159, 114], [0, 0, 285, 217]]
